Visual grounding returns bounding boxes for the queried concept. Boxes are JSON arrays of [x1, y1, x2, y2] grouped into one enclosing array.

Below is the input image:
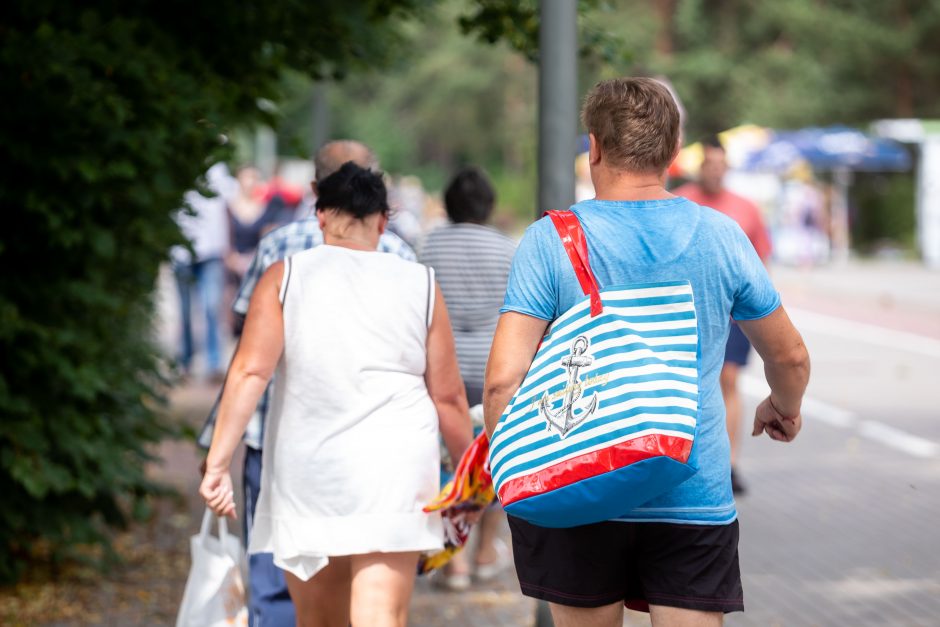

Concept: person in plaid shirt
[[198, 140, 415, 627]]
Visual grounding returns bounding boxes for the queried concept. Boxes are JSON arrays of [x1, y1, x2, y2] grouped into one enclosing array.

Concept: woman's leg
[[284, 556, 351, 627], [474, 508, 506, 568], [349, 552, 420, 627]]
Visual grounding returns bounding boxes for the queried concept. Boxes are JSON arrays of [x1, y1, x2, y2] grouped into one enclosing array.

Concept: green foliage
[[459, 0, 630, 64], [302, 0, 940, 224], [276, 1, 635, 223], [851, 173, 917, 253], [310, 2, 541, 222], [0, 0, 430, 582], [650, 0, 940, 138]]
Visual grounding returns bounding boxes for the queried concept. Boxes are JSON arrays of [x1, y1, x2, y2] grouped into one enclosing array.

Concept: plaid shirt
[[198, 215, 416, 450]]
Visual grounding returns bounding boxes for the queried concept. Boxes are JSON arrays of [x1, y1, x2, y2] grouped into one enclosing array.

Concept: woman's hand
[[199, 468, 237, 519]]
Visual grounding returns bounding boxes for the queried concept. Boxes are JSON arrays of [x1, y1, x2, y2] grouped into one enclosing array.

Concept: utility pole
[[532, 8, 578, 615], [311, 82, 330, 153], [538, 0, 578, 219]]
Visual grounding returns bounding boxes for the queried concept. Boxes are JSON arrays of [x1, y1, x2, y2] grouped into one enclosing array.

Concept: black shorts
[[508, 516, 744, 614], [724, 322, 751, 366]]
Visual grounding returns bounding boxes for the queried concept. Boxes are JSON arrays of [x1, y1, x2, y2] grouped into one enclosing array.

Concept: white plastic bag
[[176, 508, 249, 627]]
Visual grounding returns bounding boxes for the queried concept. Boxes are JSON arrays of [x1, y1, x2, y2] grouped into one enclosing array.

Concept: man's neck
[[592, 167, 674, 202]]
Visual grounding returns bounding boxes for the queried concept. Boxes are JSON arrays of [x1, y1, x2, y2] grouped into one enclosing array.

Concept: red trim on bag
[[545, 210, 604, 317], [497, 434, 693, 506]]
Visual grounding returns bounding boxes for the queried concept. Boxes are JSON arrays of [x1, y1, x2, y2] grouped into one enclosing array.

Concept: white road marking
[[787, 307, 940, 360], [857, 421, 940, 458], [740, 375, 939, 459]]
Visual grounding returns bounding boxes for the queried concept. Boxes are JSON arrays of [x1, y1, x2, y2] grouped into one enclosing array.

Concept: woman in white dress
[[200, 162, 473, 627]]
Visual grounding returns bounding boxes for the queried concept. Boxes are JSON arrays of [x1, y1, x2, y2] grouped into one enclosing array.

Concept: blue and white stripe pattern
[[490, 280, 700, 494]]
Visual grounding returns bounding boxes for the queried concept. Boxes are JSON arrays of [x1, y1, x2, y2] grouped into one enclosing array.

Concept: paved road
[[411, 261, 940, 626], [726, 282, 940, 626]]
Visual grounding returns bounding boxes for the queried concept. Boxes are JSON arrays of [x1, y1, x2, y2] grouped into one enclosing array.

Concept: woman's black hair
[[315, 161, 389, 219], [443, 167, 495, 224]]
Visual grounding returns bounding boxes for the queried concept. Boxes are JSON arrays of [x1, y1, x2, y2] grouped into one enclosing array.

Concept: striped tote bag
[[488, 210, 699, 528]]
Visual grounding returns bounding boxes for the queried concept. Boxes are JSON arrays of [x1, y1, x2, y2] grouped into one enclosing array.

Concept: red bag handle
[[545, 210, 603, 317]]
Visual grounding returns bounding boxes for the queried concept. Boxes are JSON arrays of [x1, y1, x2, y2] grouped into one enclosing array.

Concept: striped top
[[418, 223, 516, 389]]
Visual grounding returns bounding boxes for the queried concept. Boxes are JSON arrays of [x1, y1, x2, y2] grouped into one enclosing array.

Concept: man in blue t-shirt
[[483, 78, 810, 626]]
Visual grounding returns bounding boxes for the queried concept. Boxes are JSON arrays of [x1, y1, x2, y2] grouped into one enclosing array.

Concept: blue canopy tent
[[744, 126, 911, 173], [744, 126, 912, 261]]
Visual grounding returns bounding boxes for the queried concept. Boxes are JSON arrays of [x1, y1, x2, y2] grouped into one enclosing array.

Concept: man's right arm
[[738, 306, 810, 441]]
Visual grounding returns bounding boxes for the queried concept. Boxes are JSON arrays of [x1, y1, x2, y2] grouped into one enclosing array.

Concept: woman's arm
[[425, 282, 473, 463], [483, 312, 549, 439], [200, 261, 285, 518]]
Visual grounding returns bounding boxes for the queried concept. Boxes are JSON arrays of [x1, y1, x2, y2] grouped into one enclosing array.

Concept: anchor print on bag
[[539, 335, 599, 438]]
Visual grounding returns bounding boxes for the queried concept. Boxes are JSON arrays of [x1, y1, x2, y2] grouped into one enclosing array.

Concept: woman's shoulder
[[374, 251, 430, 276]]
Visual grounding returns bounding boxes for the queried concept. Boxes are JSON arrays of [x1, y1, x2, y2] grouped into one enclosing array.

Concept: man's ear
[[316, 208, 327, 231], [588, 133, 602, 166], [378, 213, 388, 236], [671, 136, 682, 164]]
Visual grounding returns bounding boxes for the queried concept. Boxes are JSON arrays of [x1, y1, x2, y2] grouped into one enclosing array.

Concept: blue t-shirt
[[500, 198, 780, 524]]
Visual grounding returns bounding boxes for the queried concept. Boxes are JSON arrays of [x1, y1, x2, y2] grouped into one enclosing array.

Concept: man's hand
[[752, 396, 802, 442]]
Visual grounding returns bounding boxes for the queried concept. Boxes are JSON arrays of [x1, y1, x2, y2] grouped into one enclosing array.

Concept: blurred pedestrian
[[261, 163, 307, 228], [171, 162, 233, 381], [387, 175, 426, 247], [200, 162, 472, 626], [484, 77, 809, 626], [418, 167, 516, 589], [225, 165, 298, 336], [225, 165, 268, 282], [674, 135, 774, 495], [197, 140, 418, 627]]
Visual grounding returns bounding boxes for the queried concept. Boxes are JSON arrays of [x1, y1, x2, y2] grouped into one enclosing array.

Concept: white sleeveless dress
[[248, 245, 443, 580]]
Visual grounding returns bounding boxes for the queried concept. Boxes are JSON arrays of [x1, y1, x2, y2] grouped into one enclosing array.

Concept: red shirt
[[674, 184, 772, 261]]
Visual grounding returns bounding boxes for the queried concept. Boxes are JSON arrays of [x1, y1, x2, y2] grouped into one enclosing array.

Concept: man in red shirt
[[675, 136, 773, 494]]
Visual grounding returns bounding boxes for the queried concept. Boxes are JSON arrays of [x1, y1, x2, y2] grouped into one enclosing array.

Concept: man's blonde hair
[[580, 77, 681, 173]]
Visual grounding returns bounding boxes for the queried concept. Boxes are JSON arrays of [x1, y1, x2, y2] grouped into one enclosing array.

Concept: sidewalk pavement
[[771, 259, 940, 339]]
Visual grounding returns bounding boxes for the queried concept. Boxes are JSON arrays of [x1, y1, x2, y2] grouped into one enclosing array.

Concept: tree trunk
[[653, 0, 677, 56]]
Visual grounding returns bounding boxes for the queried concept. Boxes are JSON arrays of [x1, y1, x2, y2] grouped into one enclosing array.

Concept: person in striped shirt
[[418, 167, 516, 588]]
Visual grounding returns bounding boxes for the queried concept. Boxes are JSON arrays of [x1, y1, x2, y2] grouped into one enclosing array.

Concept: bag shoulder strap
[[545, 210, 603, 317]]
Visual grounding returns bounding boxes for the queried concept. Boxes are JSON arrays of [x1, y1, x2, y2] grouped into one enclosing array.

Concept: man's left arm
[[483, 312, 549, 438], [232, 246, 269, 317]]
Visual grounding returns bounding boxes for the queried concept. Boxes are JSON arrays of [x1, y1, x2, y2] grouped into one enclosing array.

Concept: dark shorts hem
[[518, 583, 624, 608], [642, 591, 745, 614]]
